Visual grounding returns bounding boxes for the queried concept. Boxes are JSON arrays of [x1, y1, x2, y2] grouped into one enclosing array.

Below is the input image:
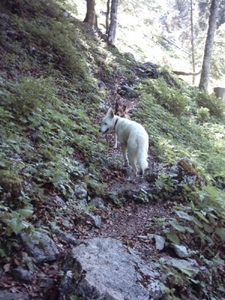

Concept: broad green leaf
[[4, 218, 23, 234], [169, 221, 186, 232], [18, 208, 33, 218], [203, 223, 213, 233], [170, 260, 196, 276], [215, 227, 225, 241], [192, 216, 204, 228], [175, 210, 193, 221], [184, 226, 194, 233], [166, 231, 180, 244], [0, 161, 6, 167], [194, 211, 209, 223]]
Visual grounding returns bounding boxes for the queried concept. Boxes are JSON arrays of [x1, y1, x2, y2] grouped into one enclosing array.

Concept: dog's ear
[[107, 108, 114, 118], [122, 105, 127, 113]]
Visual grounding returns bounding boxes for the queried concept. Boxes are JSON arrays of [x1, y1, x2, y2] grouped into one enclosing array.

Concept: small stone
[[171, 244, 189, 258], [154, 235, 165, 251], [12, 267, 32, 283]]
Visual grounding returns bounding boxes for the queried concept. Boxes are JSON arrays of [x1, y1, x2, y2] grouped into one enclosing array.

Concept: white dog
[[114, 103, 130, 149], [100, 108, 149, 180]]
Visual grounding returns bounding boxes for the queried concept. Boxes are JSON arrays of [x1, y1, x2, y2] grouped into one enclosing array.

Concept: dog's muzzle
[[99, 127, 109, 134]]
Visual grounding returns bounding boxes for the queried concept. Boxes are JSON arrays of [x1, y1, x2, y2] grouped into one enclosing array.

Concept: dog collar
[[113, 118, 119, 130]]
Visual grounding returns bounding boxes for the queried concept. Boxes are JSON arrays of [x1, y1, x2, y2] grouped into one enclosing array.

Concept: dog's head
[[99, 108, 115, 134], [115, 103, 130, 119]]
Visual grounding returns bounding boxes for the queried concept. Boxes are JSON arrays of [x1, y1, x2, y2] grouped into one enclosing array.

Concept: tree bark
[[214, 87, 225, 102], [106, 0, 111, 34], [199, 0, 221, 92], [190, 0, 196, 85], [107, 0, 118, 45], [83, 0, 98, 28]]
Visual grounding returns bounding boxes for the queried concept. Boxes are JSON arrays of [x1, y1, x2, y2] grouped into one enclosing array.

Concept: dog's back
[[115, 118, 149, 178]]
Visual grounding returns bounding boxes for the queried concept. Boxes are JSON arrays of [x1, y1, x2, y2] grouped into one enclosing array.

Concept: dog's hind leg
[[128, 149, 138, 181], [121, 143, 129, 166]]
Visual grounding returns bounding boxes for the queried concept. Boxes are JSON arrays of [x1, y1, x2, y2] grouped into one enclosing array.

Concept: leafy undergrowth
[[0, 1, 225, 299]]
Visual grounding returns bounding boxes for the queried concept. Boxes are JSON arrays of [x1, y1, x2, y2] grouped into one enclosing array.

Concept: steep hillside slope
[[1, 1, 225, 299]]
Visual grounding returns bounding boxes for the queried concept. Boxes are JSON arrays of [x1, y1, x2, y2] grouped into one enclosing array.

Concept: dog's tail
[[137, 139, 149, 175]]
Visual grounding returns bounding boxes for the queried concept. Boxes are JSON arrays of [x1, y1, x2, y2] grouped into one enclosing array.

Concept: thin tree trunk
[[107, 0, 118, 45], [106, 0, 111, 33], [199, 0, 220, 92], [190, 0, 196, 85]]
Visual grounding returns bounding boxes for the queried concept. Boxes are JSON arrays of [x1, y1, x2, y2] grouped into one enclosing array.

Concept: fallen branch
[[172, 69, 202, 76]]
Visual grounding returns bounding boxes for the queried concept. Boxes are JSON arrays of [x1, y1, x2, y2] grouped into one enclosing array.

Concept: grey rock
[[169, 158, 205, 188], [171, 244, 189, 258], [60, 217, 73, 230], [142, 246, 154, 257], [89, 197, 105, 209], [53, 195, 67, 207], [69, 198, 88, 211], [60, 237, 162, 300], [84, 212, 102, 228], [21, 231, 59, 264], [74, 184, 87, 199], [117, 84, 134, 97], [98, 81, 107, 90], [63, 11, 69, 18], [154, 235, 165, 251], [38, 277, 54, 288], [11, 266, 33, 283], [0, 291, 30, 300], [52, 226, 78, 246]]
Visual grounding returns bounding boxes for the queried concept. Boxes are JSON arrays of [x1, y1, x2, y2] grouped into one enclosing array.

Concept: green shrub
[[138, 78, 190, 116], [195, 90, 225, 118], [197, 107, 210, 123], [1, 76, 56, 118]]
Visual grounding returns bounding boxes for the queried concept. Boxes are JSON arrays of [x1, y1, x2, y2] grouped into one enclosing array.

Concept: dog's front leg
[[114, 133, 118, 148], [121, 143, 129, 166]]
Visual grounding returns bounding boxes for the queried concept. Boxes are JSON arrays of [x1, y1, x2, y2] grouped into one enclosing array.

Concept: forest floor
[[0, 63, 178, 300]]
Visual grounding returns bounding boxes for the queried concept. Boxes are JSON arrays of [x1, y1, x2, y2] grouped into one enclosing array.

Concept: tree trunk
[[190, 0, 196, 85], [106, 0, 111, 33], [199, 0, 220, 92], [83, 0, 98, 28], [107, 0, 118, 45], [214, 87, 225, 102]]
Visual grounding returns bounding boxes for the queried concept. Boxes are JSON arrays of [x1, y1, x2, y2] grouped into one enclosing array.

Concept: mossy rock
[[0, 170, 22, 200]]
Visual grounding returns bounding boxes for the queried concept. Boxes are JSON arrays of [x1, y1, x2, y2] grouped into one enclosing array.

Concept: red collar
[[113, 118, 119, 130]]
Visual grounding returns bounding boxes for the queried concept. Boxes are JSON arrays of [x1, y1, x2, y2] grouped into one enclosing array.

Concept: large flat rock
[[60, 237, 162, 300]]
